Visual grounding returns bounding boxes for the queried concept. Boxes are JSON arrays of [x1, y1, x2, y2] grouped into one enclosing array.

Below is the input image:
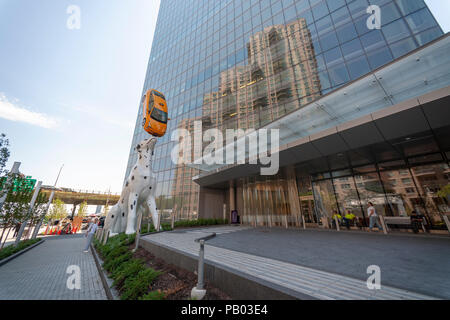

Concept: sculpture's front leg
[[126, 192, 139, 234], [147, 194, 160, 231]]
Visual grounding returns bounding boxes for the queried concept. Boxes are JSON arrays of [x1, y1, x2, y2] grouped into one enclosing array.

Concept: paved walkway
[[0, 235, 107, 300], [142, 226, 450, 300]]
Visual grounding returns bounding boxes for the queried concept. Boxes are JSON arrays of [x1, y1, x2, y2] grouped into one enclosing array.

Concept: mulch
[[131, 246, 231, 300]]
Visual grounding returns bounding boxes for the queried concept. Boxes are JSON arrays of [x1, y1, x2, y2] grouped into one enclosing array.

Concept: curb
[[0, 239, 45, 267], [90, 244, 119, 300]]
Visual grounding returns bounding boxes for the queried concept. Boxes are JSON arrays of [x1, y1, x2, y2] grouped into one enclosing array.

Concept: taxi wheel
[[142, 118, 146, 127]]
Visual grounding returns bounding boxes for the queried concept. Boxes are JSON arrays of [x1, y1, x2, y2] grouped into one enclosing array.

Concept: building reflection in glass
[[170, 18, 322, 222]]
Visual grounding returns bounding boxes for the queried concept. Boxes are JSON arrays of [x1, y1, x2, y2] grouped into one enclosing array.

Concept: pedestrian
[[367, 202, 383, 232], [83, 217, 99, 252], [343, 209, 356, 230], [410, 210, 424, 234]]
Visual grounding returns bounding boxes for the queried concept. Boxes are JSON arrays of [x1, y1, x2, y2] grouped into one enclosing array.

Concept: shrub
[[139, 290, 166, 300], [0, 238, 41, 260], [105, 245, 128, 260], [172, 218, 228, 229], [120, 268, 162, 300], [111, 258, 146, 288], [103, 252, 132, 273]]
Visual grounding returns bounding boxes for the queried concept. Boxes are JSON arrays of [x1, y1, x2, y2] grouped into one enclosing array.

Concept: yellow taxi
[[141, 89, 168, 137]]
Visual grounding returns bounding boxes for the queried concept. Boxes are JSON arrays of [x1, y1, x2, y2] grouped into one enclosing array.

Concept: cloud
[[0, 93, 59, 129]]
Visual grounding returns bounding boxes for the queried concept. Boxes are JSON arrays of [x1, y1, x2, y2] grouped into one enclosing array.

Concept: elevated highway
[[40, 186, 120, 217]]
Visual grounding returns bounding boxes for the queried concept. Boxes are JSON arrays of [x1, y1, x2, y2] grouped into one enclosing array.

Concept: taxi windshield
[[150, 107, 168, 124], [152, 91, 166, 100]]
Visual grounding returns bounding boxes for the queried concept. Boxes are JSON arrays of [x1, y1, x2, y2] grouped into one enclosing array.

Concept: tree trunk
[[0, 226, 6, 247], [1, 227, 12, 249]]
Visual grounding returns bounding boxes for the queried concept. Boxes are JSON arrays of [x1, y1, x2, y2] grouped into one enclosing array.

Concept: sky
[[0, 0, 160, 193], [0, 0, 449, 195]]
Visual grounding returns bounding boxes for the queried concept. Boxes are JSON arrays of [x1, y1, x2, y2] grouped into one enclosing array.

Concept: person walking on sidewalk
[[367, 202, 383, 232], [83, 217, 98, 252]]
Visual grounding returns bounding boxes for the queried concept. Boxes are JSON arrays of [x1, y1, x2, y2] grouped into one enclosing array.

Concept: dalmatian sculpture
[[104, 137, 159, 235]]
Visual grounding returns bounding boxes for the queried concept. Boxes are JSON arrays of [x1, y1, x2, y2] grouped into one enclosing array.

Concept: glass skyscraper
[[126, 0, 444, 224]]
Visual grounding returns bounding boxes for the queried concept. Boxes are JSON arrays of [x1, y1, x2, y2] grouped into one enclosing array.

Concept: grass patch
[[139, 290, 166, 300], [93, 233, 162, 300], [0, 238, 42, 261], [120, 268, 162, 300]]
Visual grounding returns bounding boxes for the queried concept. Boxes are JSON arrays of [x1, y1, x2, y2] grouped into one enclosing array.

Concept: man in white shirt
[[367, 202, 383, 232], [83, 217, 99, 252]]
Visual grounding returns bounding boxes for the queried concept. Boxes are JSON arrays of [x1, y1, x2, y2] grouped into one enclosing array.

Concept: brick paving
[[0, 235, 107, 300], [142, 226, 450, 300]]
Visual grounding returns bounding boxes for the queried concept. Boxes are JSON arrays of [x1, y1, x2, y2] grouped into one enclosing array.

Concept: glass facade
[[239, 130, 450, 229], [126, 0, 443, 222]]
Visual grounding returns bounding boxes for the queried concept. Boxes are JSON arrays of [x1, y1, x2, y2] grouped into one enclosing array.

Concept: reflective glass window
[[390, 37, 417, 58], [311, 0, 329, 20], [348, 0, 369, 19], [324, 46, 343, 67], [320, 31, 339, 51], [327, 0, 345, 12], [382, 18, 410, 44], [336, 22, 358, 44], [405, 8, 437, 34], [415, 27, 442, 46], [360, 29, 386, 51], [366, 45, 393, 69], [328, 64, 350, 86], [346, 55, 371, 80], [395, 0, 426, 15], [341, 38, 364, 60], [331, 5, 351, 27], [381, 2, 401, 26]]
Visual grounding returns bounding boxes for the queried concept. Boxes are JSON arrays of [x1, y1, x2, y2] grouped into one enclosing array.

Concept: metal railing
[[194, 233, 216, 291]]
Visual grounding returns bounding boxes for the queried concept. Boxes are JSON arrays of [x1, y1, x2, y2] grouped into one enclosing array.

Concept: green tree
[[48, 199, 68, 221], [77, 201, 88, 217], [0, 133, 10, 177], [0, 175, 37, 248], [437, 184, 450, 199]]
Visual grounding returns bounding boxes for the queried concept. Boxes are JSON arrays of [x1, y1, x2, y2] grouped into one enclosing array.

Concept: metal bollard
[[197, 240, 205, 290], [442, 215, 450, 234], [335, 216, 340, 231], [191, 233, 216, 300], [379, 216, 388, 234]]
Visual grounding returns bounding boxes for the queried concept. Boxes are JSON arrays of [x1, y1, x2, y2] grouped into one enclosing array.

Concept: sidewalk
[[0, 234, 107, 300], [142, 226, 450, 299]]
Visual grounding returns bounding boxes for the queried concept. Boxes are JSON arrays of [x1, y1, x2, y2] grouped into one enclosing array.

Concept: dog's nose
[[136, 144, 141, 150]]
